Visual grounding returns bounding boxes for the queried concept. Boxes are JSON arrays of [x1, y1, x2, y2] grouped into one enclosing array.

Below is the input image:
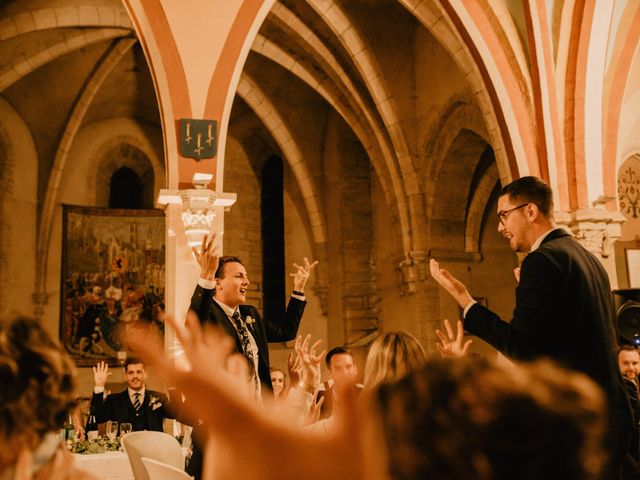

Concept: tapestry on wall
[[60, 205, 166, 366]]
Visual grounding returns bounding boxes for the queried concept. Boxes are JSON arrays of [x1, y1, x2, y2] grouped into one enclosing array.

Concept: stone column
[[556, 208, 626, 288]]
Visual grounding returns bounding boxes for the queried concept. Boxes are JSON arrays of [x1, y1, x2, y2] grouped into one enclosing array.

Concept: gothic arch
[[0, 98, 38, 317], [423, 100, 489, 230], [0, 5, 132, 41], [237, 73, 327, 249]]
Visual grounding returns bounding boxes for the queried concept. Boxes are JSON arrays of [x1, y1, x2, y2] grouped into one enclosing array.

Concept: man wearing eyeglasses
[[430, 176, 636, 477]]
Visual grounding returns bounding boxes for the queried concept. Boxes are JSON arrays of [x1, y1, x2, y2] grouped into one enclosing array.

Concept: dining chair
[[121, 431, 185, 480], [142, 457, 193, 480]]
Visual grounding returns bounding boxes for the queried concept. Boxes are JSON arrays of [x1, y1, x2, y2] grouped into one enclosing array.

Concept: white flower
[[245, 315, 255, 326], [149, 395, 163, 411]]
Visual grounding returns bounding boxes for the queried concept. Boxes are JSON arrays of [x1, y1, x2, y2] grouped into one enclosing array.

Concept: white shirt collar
[[128, 387, 145, 401], [530, 227, 556, 252], [213, 297, 238, 317]]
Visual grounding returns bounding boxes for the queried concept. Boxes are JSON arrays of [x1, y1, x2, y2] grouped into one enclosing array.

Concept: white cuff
[[197, 277, 215, 289], [94, 386, 105, 394], [463, 300, 477, 318], [291, 293, 305, 301]]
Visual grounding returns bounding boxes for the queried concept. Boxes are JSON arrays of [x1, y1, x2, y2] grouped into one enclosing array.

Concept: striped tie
[[133, 393, 141, 412], [232, 310, 259, 392]]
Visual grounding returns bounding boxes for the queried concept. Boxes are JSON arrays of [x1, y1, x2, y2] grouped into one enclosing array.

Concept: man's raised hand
[[193, 233, 219, 280], [290, 257, 318, 292], [93, 361, 110, 387], [429, 259, 474, 309]]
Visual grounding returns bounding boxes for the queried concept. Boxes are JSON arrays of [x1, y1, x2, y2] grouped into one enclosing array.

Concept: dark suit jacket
[[464, 228, 634, 456], [189, 285, 306, 390], [90, 389, 175, 432]]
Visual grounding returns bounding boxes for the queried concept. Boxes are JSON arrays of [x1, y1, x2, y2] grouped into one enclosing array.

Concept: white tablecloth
[[72, 452, 133, 480]]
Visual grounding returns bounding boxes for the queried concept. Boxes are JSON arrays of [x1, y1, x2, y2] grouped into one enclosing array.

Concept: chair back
[[121, 431, 184, 480], [141, 457, 193, 480]]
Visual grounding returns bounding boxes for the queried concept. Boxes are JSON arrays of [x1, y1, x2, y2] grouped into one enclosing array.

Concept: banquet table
[[72, 446, 190, 479], [72, 451, 133, 480]]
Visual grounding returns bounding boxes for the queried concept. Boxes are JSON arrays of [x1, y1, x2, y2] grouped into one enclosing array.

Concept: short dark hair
[[326, 346, 354, 369], [499, 176, 554, 217], [124, 357, 145, 371], [618, 345, 639, 356], [215, 256, 244, 279]]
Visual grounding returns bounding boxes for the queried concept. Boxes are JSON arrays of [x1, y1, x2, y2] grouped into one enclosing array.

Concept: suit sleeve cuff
[[197, 277, 215, 289], [463, 300, 477, 318], [94, 386, 105, 394], [291, 293, 306, 301]]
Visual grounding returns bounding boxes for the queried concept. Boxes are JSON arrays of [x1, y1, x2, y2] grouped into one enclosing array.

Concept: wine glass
[[106, 421, 119, 441], [120, 423, 132, 437]]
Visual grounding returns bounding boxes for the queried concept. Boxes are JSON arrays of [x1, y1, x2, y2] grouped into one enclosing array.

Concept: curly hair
[[374, 357, 606, 480], [0, 317, 78, 461]]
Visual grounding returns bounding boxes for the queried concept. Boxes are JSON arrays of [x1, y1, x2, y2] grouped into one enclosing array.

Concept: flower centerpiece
[[70, 436, 122, 454]]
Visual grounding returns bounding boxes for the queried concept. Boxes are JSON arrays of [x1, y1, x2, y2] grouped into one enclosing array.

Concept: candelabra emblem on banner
[[180, 119, 217, 160]]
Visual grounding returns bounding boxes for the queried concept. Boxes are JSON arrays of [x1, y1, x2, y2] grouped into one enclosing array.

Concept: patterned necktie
[[232, 310, 258, 390], [133, 392, 141, 412]]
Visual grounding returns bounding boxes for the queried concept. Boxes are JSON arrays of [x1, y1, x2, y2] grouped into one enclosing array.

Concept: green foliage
[[70, 436, 122, 454]]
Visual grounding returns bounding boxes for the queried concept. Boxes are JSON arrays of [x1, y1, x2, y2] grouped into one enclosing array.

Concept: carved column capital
[[555, 208, 626, 258], [395, 251, 429, 295]]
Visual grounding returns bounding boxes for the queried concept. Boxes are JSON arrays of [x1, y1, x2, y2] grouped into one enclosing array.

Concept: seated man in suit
[[89, 358, 175, 432], [316, 346, 363, 421]]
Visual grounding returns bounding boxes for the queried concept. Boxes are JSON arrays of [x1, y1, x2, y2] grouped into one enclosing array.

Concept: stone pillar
[[395, 251, 441, 352], [122, 1, 274, 348], [158, 187, 236, 351], [556, 208, 626, 288]]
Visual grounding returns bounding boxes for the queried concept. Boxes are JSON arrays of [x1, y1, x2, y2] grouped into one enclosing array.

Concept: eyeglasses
[[497, 203, 528, 225]]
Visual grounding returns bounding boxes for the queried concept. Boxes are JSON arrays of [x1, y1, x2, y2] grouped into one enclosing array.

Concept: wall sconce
[[157, 173, 237, 247]]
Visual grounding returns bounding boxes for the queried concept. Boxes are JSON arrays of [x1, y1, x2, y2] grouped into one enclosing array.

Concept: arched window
[[109, 167, 142, 209], [261, 155, 285, 319]]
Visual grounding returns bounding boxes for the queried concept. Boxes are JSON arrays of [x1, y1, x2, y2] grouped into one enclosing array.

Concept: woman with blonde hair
[[0, 316, 94, 479], [363, 331, 427, 391]]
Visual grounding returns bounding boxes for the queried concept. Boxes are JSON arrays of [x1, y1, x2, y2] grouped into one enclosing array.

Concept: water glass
[[120, 422, 132, 436], [106, 421, 119, 441]]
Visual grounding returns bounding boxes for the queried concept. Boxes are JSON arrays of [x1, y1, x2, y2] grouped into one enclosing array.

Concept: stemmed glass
[[120, 423, 132, 437], [106, 421, 119, 441]]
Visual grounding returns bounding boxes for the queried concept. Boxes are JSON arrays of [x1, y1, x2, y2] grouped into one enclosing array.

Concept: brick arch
[[95, 143, 155, 208], [0, 28, 130, 92], [303, 0, 425, 253], [423, 101, 488, 225], [428, 129, 490, 254], [398, 0, 513, 187], [236, 73, 326, 249], [0, 5, 132, 42], [0, 98, 38, 318], [267, 3, 413, 253], [603, 2, 640, 205], [79, 118, 165, 204], [250, 32, 412, 254], [433, 0, 539, 182], [465, 161, 499, 254], [563, 1, 598, 210]]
